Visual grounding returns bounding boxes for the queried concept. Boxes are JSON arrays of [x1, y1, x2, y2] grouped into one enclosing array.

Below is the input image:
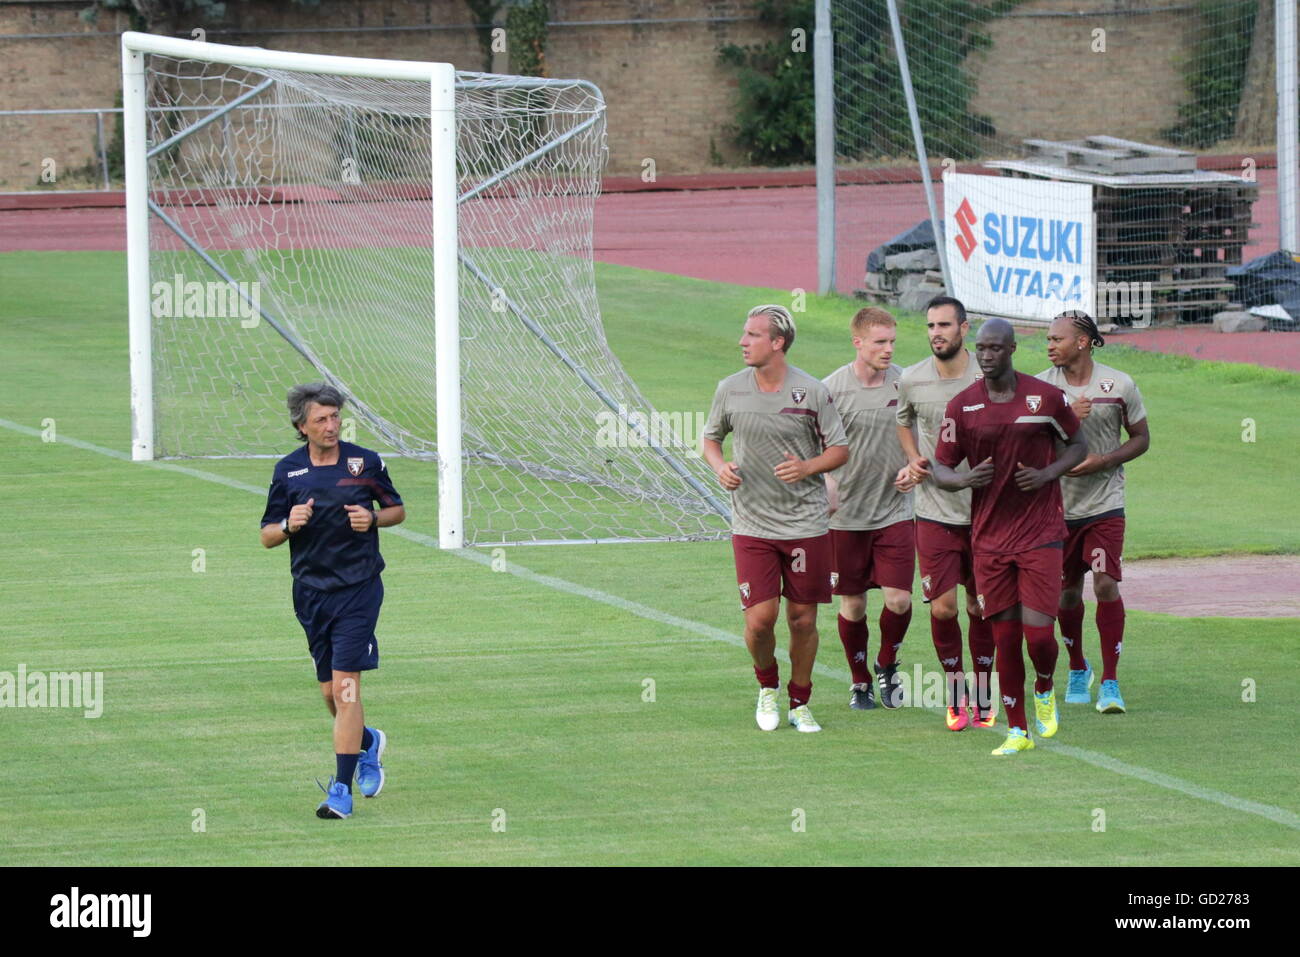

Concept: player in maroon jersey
[[931, 319, 1087, 755]]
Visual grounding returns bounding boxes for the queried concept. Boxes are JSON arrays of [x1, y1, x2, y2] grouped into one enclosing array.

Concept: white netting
[[142, 53, 729, 544]]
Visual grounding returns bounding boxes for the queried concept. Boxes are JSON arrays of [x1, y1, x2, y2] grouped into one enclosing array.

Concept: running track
[[3, 172, 1298, 371]]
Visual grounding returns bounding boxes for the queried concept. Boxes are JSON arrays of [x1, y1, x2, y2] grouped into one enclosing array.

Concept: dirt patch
[[1120, 555, 1300, 617]]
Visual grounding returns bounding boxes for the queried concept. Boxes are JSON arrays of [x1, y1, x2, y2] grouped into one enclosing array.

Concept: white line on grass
[[6, 416, 1297, 833]]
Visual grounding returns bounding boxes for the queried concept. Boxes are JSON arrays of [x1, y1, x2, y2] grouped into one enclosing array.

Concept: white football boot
[[787, 704, 822, 733], [755, 686, 780, 731]]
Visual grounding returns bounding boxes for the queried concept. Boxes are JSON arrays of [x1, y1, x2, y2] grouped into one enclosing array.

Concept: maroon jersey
[[933, 372, 1081, 555]]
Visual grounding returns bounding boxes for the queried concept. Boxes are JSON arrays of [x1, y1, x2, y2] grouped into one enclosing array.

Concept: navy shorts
[[293, 575, 383, 683]]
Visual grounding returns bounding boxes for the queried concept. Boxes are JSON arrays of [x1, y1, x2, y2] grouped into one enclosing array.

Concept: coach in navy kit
[[259, 382, 405, 819]]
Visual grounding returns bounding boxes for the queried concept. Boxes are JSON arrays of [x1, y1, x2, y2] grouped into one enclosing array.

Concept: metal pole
[[346, 106, 360, 180], [222, 114, 236, 185], [96, 110, 110, 190], [147, 78, 274, 158], [885, 0, 951, 289], [814, 0, 836, 295], [1278, 0, 1298, 253]]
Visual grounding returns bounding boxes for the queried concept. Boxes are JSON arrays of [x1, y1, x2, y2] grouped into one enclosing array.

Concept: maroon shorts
[[973, 542, 1064, 619], [830, 521, 915, 595], [732, 533, 834, 609], [1063, 515, 1125, 583], [914, 518, 975, 604]]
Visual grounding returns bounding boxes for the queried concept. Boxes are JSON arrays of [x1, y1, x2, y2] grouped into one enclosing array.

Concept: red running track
[[2, 170, 1297, 371]]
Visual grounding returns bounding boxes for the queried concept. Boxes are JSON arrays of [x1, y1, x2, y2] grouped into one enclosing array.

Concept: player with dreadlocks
[[1036, 311, 1150, 714]]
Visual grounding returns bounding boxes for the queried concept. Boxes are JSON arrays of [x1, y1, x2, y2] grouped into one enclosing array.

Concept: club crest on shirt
[[790, 387, 807, 405], [739, 582, 751, 602], [830, 572, 839, 589], [347, 457, 364, 476], [921, 575, 931, 596], [977, 593, 986, 612], [1099, 378, 1115, 393], [1025, 395, 1042, 414]]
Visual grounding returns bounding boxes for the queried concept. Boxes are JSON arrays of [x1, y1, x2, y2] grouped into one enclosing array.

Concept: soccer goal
[[121, 32, 729, 548]]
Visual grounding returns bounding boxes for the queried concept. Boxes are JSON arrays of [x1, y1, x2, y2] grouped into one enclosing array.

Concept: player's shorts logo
[[977, 593, 986, 612], [921, 574, 931, 596], [790, 387, 807, 405], [347, 457, 364, 476], [1099, 378, 1115, 393], [829, 572, 839, 588], [1025, 395, 1042, 413], [739, 581, 751, 602]]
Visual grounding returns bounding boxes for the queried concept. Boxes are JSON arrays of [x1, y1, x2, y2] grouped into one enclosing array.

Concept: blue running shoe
[[357, 727, 387, 798], [1096, 679, 1126, 714], [1065, 660, 1094, 704], [315, 776, 353, 819]]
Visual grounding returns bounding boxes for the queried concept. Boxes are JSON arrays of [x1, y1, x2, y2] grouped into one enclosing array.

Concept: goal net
[[123, 34, 729, 546]]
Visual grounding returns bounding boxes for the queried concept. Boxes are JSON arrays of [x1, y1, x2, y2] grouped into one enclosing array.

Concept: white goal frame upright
[[122, 32, 464, 547], [122, 32, 728, 549]]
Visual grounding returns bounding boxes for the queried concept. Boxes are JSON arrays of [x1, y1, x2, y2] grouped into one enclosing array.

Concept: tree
[[1234, 0, 1275, 146]]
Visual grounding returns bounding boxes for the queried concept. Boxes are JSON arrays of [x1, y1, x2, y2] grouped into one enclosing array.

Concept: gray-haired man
[[259, 382, 406, 818]]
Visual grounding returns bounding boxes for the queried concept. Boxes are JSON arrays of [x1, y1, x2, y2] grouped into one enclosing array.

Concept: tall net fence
[[142, 53, 729, 544], [833, 0, 1275, 326]]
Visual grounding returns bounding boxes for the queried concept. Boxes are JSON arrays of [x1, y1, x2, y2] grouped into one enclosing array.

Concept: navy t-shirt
[[260, 441, 403, 592]]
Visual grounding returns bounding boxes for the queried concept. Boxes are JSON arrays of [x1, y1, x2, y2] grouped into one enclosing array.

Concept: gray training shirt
[[704, 365, 849, 539], [895, 351, 982, 526], [822, 362, 913, 531]]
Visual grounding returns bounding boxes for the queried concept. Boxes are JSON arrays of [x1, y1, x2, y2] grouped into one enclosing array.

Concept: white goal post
[[121, 32, 729, 548]]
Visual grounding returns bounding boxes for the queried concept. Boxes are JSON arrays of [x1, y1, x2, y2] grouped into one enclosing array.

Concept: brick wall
[[0, 0, 771, 186], [968, 0, 1198, 147], [0, 0, 1228, 189]]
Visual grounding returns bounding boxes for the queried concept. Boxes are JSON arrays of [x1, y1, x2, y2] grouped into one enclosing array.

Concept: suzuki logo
[[955, 197, 978, 262]]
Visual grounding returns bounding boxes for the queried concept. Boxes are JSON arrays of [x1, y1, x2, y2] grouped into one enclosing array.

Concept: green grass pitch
[[2, 250, 1297, 865]]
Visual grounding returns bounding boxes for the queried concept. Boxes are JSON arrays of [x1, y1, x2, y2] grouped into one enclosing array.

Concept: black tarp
[[1226, 250, 1300, 328], [866, 218, 944, 274]]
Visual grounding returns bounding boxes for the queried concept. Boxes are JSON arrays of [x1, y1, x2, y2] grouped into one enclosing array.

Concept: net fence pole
[[431, 63, 464, 549], [1279, 0, 1299, 253], [121, 39, 153, 460], [96, 111, 110, 190], [815, 0, 835, 294], [884, 0, 950, 290]]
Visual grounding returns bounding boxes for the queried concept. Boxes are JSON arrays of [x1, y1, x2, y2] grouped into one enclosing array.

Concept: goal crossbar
[[122, 32, 730, 547]]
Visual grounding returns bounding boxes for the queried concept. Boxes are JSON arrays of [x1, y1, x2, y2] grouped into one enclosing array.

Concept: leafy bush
[[719, 0, 1013, 166], [1163, 0, 1258, 148]]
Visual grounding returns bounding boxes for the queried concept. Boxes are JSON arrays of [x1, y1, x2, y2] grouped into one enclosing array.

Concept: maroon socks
[[967, 614, 996, 712], [837, 614, 871, 685], [1024, 623, 1059, 694], [788, 681, 812, 709], [1058, 601, 1087, 671], [1096, 597, 1126, 682], [991, 619, 1026, 731], [876, 605, 910, 668]]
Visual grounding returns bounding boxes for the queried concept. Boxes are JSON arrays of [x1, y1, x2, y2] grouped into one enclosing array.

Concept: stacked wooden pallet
[[987, 136, 1258, 326]]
